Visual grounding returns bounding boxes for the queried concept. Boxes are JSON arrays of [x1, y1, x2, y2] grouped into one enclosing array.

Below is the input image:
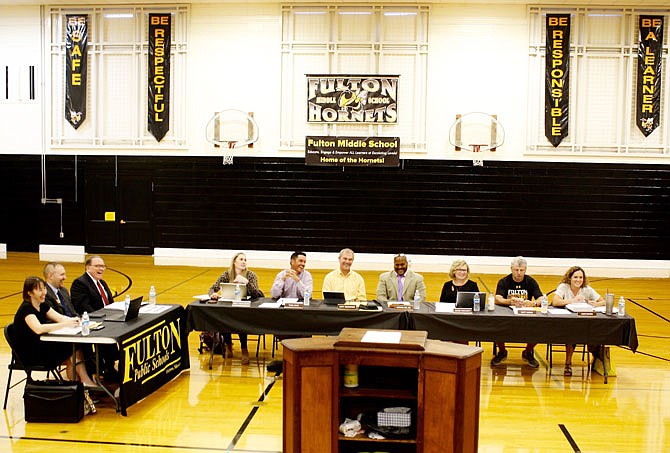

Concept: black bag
[[24, 380, 84, 423]]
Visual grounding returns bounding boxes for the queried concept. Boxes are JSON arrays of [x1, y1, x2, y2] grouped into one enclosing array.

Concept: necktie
[[398, 276, 404, 301], [56, 289, 73, 316], [97, 280, 110, 306]]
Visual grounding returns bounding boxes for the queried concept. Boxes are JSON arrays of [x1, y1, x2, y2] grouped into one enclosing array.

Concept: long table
[[42, 304, 190, 415], [186, 299, 638, 353]]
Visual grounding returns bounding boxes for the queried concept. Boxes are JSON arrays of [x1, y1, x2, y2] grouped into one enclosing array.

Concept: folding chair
[[3, 323, 63, 410]]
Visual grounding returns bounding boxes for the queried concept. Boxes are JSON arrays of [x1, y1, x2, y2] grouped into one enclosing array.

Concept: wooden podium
[[282, 328, 482, 453]]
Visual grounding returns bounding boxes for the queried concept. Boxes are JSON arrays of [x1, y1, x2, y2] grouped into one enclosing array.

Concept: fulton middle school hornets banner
[[545, 14, 570, 147], [636, 16, 664, 137], [148, 13, 171, 142], [65, 15, 88, 129], [307, 75, 398, 123]]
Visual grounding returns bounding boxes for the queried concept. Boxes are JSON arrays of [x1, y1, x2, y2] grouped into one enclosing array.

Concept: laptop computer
[[218, 283, 248, 302], [322, 291, 346, 305], [104, 296, 143, 322], [455, 292, 487, 311]]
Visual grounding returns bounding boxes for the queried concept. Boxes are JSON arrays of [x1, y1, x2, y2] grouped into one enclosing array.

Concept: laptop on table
[[104, 296, 143, 322], [322, 291, 346, 305], [455, 292, 487, 311], [218, 283, 248, 302]]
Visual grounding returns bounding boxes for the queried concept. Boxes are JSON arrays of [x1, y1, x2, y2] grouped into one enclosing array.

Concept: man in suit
[[71, 255, 119, 381], [376, 254, 426, 303], [71, 255, 115, 315], [43, 262, 77, 317]]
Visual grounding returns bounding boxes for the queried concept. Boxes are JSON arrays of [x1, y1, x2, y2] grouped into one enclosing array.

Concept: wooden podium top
[[333, 328, 427, 350]]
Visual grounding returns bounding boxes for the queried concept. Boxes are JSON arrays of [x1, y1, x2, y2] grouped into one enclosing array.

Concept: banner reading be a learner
[[305, 136, 400, 167]]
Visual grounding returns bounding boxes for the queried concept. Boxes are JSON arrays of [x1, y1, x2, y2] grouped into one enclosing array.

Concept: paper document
[[260, 300, 284, 308], [50, 326, 83, 335], [548, 307, 569, 315], [434, 302, 455, 313], [140, 305, 171, 314], [361, 330, 402, 344]]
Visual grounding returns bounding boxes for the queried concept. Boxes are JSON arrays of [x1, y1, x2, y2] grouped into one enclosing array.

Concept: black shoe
[[522, 350, 540, 368], [490, 349, 508, 366]]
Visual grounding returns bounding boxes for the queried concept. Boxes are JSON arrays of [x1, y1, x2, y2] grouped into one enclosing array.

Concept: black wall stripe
[[1, 155, 669, 260]]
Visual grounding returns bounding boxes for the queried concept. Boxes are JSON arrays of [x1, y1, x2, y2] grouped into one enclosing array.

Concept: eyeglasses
[[455, 268, 468, 272], [394, 253, 406, 258], [91, 264, 106, 269]]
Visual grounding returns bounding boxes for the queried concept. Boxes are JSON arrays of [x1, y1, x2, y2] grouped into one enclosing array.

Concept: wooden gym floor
[[0, 252, 668, 452]]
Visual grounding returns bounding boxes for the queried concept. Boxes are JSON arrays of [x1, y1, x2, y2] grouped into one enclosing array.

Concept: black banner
[[307, 75, 398, 123], [305, 136, 400, 167], [636, 16, 664, 137], [545, 14, 570, 147], [119, 306, 189, 411], [148, 14, 171, 142], [65, 15, 88, 129]]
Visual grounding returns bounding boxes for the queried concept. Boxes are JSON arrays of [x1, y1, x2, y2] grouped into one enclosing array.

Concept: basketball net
[[222, 141, 236, 165]]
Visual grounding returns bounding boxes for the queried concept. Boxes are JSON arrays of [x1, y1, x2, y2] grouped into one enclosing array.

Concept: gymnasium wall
[[2, 154, 668, 262]]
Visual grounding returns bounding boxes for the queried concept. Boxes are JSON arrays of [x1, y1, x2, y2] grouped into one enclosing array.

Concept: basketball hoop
[[448, 112, 505, 166], [205, 109, 260, 165]]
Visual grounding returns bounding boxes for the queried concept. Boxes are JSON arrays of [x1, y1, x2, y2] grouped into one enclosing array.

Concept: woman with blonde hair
[[439, 259, 480, 303], [208, 252, 264, 364]]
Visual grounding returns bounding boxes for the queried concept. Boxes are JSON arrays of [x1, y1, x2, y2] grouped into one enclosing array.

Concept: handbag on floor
[[24, 380, 84, 423], [592, 347, 617, 377]]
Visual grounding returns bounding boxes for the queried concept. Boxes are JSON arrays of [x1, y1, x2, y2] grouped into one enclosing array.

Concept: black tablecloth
[[410, 305, 638, 351], [186, 300, 638, 351], [187, 299, 405, 336]]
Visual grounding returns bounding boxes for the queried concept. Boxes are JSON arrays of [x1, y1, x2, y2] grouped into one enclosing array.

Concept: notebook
[[104, 296, 143, 322], [455, 292, 487, 311], [218, 283, 248, 302], [322, 291, 346, 305]]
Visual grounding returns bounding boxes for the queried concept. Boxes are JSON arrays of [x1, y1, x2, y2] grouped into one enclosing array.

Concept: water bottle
[[124, 294, 131, 314], [487, 293, 495, 311], [618, 296, 625, 317], [149, 285, 157, 305], [303, 286, 311, 306], [541, 294, 548, 314], [473, 292, 480, 312], [413, 290, 421, 310], [81, 311, 90, 336], [234, 284, 242, 301]]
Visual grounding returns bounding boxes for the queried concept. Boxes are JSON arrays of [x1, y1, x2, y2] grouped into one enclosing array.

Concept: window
[[46, 5, 188, 149], [527, 7, 669, 156], [280, 5, 429, 152]]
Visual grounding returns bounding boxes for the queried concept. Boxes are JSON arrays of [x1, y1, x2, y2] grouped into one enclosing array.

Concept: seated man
[[491, 256, 543, 368], [376, 254, 426, 303], [270, 251, 313, 299], [70, 255, 120, 381], [322, 248, 366, 302]]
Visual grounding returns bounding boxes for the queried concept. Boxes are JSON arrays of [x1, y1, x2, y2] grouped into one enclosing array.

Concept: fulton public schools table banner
[[545, 14, 570, 147], [119, 307, 189, 410], [307, 75, 398, 123], [305, 136, 400, 167], [637, 16, 664, 137], [65, 15, 88, 129], [148, 13, 171, 142]]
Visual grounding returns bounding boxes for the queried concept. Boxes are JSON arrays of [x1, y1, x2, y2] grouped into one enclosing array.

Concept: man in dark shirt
[[43, 262, 76, 317], [491, 256, 543, 368]]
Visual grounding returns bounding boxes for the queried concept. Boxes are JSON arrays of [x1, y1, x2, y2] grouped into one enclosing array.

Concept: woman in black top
[[439, 259, 480, 303], [13, 276, 96, 387]]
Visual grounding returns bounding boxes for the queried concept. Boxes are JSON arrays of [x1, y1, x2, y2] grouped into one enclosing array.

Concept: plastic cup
[[605, 293, 614, 315]]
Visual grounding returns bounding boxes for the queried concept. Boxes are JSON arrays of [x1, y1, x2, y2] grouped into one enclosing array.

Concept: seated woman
[[551, 266, 604, 376], [13, 276, 97, 412], [208, 252, 264, 365], [439, 259, 480, 303]]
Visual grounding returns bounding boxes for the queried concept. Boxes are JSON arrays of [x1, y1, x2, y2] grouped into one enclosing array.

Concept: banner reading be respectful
[[305, 136, 400, 167]]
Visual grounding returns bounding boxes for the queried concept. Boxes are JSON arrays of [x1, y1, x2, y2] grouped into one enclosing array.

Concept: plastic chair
[[3, 323, 63, 410]]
